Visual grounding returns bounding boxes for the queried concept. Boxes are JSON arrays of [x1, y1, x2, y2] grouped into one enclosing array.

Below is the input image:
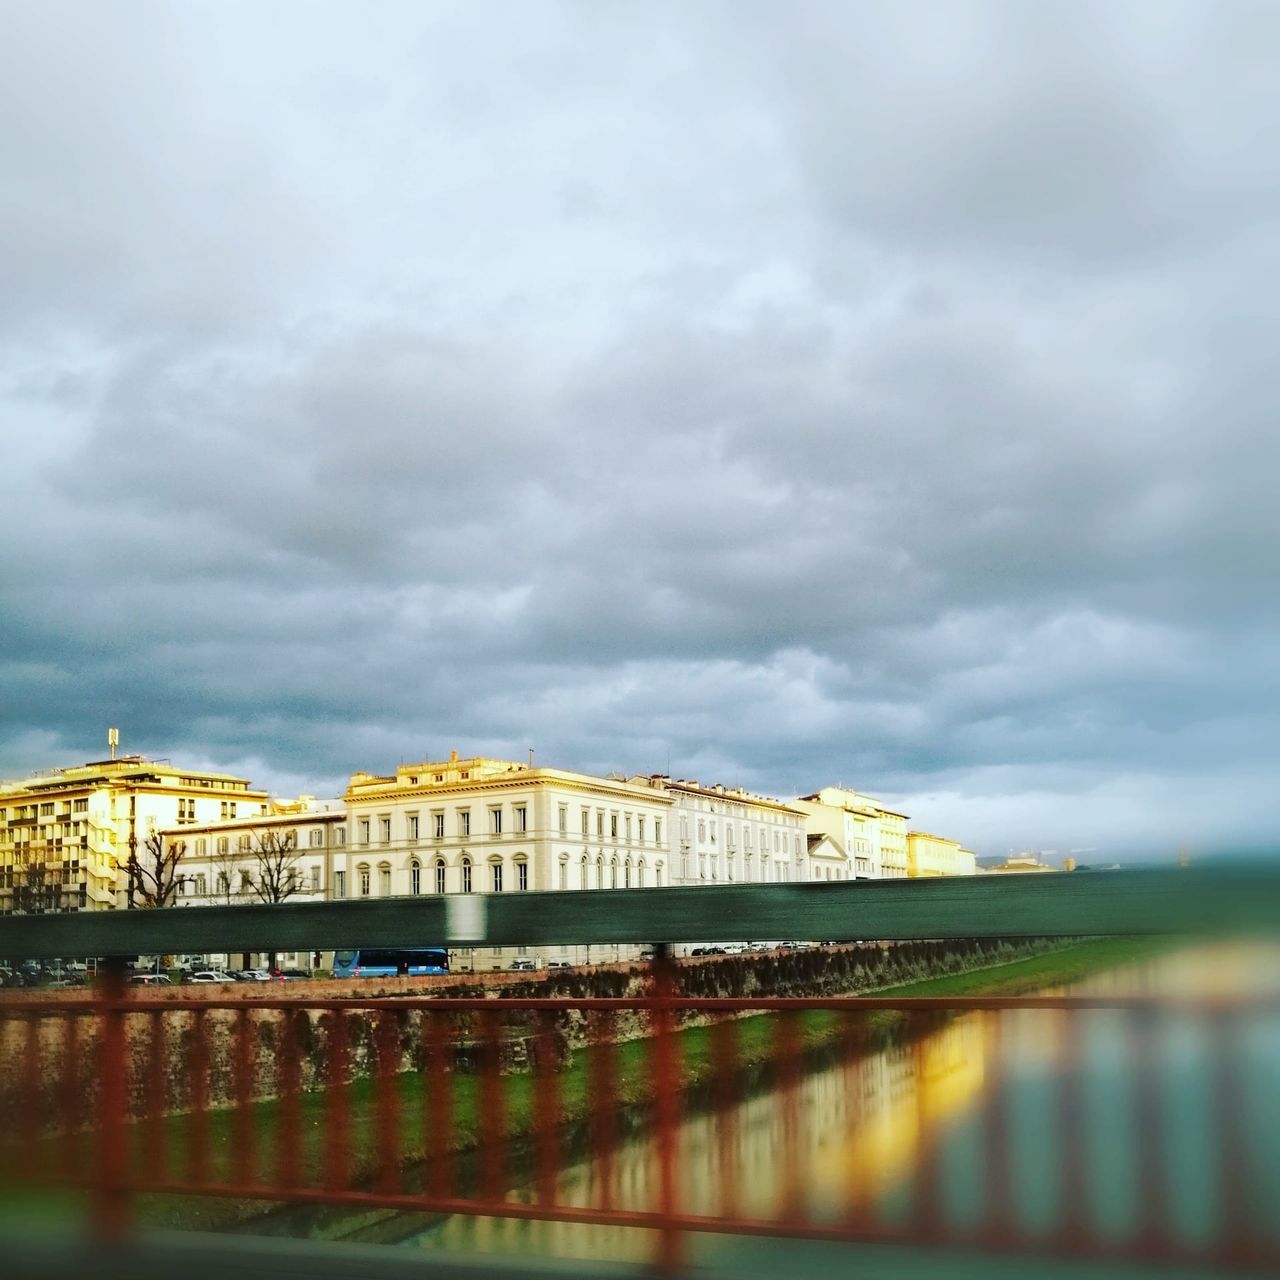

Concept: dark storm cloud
[[2, 0, 1278, 860]]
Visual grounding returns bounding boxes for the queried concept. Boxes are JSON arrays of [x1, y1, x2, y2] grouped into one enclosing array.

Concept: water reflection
[[391, 945, 1280, 1268]]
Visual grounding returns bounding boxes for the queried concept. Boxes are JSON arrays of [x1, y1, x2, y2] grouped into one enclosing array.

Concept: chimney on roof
[[450, 749, 458, 763]]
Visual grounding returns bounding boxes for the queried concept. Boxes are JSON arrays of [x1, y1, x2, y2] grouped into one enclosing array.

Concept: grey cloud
[[2, 1, 1278, 860]]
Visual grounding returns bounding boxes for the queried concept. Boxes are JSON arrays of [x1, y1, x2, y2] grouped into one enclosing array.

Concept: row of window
[[680, 853, 792, 882], [329, 853, 668, 898], [678, 816, 801, 855], [352, 806, 668, 847], [191, 827, 336, 856]]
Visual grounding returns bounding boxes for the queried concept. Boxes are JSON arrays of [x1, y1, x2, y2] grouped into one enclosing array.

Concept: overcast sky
[[3, 1, 1277, 861]]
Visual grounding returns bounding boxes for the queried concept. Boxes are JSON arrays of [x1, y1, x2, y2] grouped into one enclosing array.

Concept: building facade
[[630, 777, 805, 886], [0, 755, 267, 913], [905, 831, 977, 878], [341, 752, 675, 967], [792, 788, 887, 879], [160, 798, 346, 906]]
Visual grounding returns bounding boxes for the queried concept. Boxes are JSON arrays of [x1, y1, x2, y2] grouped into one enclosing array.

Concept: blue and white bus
[[332, 947, 449, 978]]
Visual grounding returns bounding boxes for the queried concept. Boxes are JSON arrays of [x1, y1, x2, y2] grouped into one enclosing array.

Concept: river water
[[266, 943, 1280, 1272]]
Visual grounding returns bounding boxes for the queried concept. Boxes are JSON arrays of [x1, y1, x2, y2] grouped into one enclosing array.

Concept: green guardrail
[[0, 864, 1278, 960]]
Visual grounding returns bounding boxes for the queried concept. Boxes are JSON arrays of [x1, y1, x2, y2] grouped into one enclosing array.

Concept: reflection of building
[[0, 753, 266, 913], [906, 831, 976, 878]]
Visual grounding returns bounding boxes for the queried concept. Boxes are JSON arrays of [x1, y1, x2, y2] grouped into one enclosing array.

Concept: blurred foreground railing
[[2, 962, 1278, 1276]]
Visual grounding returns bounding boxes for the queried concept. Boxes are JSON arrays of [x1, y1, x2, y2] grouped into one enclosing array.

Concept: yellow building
[[906, 831, 977, 878], [0, 752, 266, 913]]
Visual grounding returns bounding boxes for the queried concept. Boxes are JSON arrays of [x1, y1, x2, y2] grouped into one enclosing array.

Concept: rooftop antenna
[[108, 727, 119, 761], [528, 748, 535, 768]]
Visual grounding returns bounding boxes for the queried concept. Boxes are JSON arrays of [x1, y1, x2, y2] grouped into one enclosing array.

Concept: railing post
[[651, 942, 683, 1274], [92, 956, 130, 1240]]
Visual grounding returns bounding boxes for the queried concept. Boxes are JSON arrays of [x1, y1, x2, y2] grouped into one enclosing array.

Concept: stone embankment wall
[[0, 937, 1058, 1129]]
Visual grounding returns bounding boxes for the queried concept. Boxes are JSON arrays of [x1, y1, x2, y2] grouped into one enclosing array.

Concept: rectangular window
[[558, 806, 568, 835], [460, 810, 471, 837], [379, 866, 391, 896], [597, 811, 604, 838], [238, 835, 250, 852], [638, 816, 645, 843], [40, 802, 53, 816], [490, 808, 502, 836], [491, 863, 503, 892], [359, 819, 370, 844], [195, 837, 207, 856], [216, 837, 228, 855], [360, 866, 371, 896], [515, 805, 527, 833], [73, 799, 87, 813], [559, 861, 568, 890], [310, 865, 320, 891], [625, 814, 632, 842], [610, 814, 618, 839], [379, 817, 391, 843], [310, 828, 324, 847], [434, 812, 445, 839], [195, 873, 207, 896], [655, 819, 662, 844], [220, 802, 229, 820], [407, 814, 419, 840], [518, 861, 528, 891], [581, 808, 590, 836], [335, 827, 346, 846], [240, 871, 253, 892]]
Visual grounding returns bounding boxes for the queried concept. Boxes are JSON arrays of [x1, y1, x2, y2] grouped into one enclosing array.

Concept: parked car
[[188, 970, 233, 984], [242, 969, 274, 982], [275, 968, 311, 980], [508, 957, 539, 971], [129, 973, 172, 986], [547, 960, 573, 970]]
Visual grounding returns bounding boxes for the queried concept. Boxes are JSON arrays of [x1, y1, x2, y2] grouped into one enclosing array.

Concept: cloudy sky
[[3, 1, 1277, 861]]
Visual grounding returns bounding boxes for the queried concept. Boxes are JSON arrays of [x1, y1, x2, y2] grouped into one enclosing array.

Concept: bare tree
[[246, 829, 307, 905], [124, 832, 185, 909], [244, 829, 307, 972]]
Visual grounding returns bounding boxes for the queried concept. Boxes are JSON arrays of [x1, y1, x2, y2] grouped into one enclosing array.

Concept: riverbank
[[120, 933, 1177, 1234]]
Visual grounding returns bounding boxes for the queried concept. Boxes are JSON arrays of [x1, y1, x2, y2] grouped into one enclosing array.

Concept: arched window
[[410, 859, 421, 895], [358, 863, 371, 896], [559, 857, 569, 891], [596, 856, 604, 889], [610, 857, 618, 889], [516, 859, 529, 891], [491, 861, 503, 893], [461, 857, 472, 894], [378, 862, 392, 896], [637, 859, 646, 888], [655, 863, 663, 888], [624, 859, 631, 889], [580, 855, 589, 890], [435, 858, 446, 895]]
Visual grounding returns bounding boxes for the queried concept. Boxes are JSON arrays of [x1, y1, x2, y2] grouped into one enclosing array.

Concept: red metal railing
[[1, 966, 1277, 1275]]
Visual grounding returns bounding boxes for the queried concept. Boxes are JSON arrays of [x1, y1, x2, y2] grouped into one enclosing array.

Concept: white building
[[792, 787, 912, 880], [341, 752, 674, 968], [628, 776, 806, 886]]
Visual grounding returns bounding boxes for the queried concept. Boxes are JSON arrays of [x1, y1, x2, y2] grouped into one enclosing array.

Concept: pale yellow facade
[[342, 752, 674, 967], [906, 831, 976, 878], [793, 787, 911, 879], [0, 755, 267, 913]]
